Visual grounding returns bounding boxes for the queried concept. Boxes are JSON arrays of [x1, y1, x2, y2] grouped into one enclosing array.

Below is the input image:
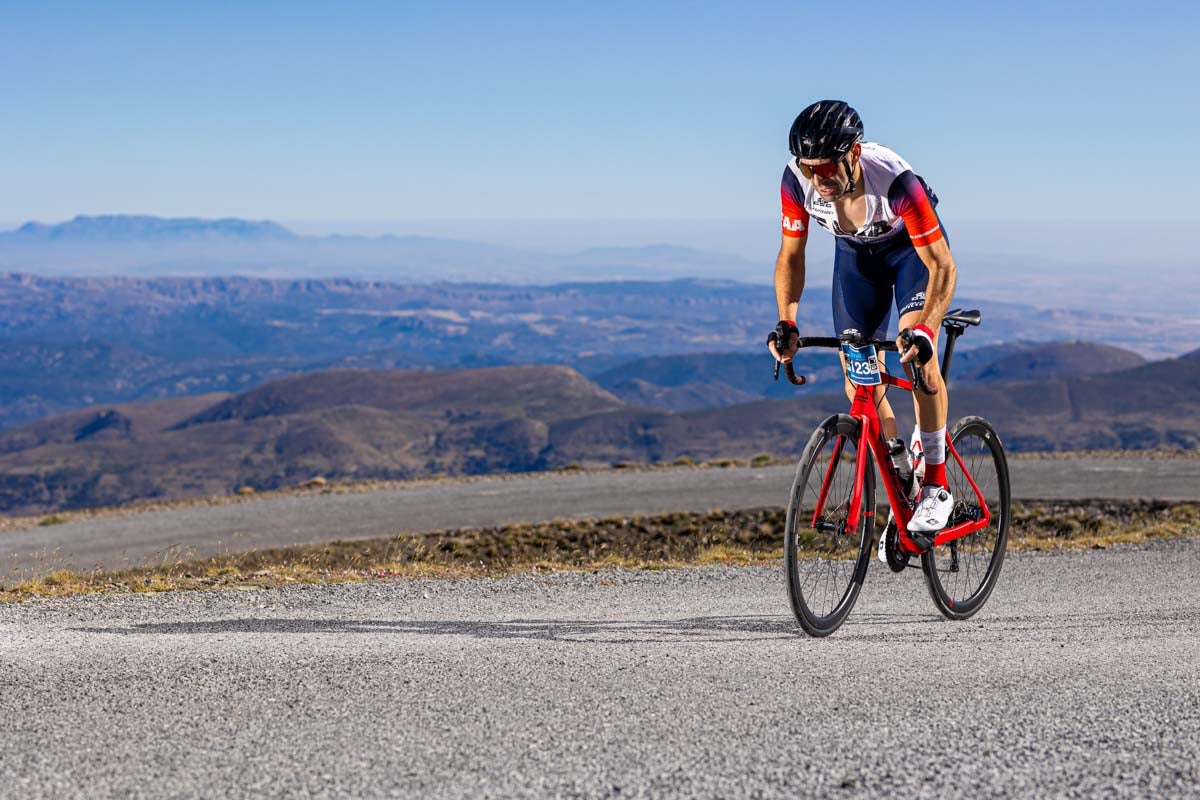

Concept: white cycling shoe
[[907, 485, 954, 533]]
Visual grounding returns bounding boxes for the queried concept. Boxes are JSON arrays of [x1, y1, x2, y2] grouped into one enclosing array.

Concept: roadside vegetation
[[3, 500, 1196, 603]]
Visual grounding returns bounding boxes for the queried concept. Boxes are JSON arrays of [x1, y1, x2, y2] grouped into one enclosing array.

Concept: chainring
[[884, 520, 910, 572]]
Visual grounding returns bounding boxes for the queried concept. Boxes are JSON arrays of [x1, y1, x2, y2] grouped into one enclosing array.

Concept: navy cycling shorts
[[831, 225, 948, 340]]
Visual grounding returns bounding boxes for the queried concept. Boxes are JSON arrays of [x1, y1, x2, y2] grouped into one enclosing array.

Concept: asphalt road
[[1, 539, 1197, 799], [3, 457, 1199, 579]]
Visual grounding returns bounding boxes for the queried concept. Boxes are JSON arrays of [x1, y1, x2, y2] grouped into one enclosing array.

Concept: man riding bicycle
[[767, 100, 958, 540]]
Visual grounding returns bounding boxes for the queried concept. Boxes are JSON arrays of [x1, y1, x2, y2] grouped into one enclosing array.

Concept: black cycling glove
[[767, 319, 799, 354], [900, 324, 936, 364]]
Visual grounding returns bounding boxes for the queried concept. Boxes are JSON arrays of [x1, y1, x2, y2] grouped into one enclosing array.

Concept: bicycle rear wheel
[[921, 416, 1010, 620], [785, 414, 875, 637]]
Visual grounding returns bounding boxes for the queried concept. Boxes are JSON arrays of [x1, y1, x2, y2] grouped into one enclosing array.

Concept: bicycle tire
[[920, 416, 1011, 620], [785, 414, 876, 637]]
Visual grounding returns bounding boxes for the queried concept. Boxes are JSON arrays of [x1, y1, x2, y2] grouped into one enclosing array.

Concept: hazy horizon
[[3, 2, 1196, 263], [4, 214, 1194, 268], [1, 212, 1196, 321]]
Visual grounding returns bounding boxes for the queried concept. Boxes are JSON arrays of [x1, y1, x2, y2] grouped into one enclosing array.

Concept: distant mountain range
[[0, 274, 777, 428], [1, 355, 1196, 515], [1, 272, 1188, 430], [6, 215, 296, 243], [0, 214, 761, 283]]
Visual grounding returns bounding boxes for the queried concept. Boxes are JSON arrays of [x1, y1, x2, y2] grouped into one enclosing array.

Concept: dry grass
[[1006, 499, 1200, 551], [2, 501, 1195, 603]]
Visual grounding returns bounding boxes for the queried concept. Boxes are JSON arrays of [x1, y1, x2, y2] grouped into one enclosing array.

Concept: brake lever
[[784, 362, 807, 386], [898, 330, 929, 395], [769, 332, 806, 385], [769, 331, 782, 381]]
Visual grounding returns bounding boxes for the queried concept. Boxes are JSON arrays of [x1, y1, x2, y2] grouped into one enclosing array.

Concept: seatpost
[[940, 324, 965, 385]]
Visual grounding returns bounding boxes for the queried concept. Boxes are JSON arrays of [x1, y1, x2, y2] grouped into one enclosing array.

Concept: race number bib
[[841, 342, 881, 386]]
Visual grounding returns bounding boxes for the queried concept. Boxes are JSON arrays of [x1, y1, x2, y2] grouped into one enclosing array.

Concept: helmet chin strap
[[839, 155, 857, 195]]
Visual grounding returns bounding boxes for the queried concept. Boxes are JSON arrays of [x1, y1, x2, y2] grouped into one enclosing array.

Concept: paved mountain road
[[2, 457, 1198, 579], [1, 540, 1197, 798]]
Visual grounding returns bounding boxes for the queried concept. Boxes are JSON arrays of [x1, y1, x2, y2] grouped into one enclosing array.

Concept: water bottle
[[886, 437, 912, 483]]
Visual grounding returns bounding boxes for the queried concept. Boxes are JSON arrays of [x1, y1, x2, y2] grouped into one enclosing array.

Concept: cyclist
[[766, 100, 957, 541]]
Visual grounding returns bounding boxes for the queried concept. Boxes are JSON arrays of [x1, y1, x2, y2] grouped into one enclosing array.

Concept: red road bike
[[779, 309, 1011, 637]]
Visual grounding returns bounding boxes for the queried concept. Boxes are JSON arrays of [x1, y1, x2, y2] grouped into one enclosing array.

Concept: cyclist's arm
[[775, 232, 807, 322], [912, 237, 957, 331], [888, 169, 956, 330], [777, 169, 809, 321]]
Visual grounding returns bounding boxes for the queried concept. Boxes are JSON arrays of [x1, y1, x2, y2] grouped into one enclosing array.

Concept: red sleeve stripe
[[781, 196, 808, 239], [900, 196, 942, 247], [781, 169, 809, 238], [887, 170, 943, 248]]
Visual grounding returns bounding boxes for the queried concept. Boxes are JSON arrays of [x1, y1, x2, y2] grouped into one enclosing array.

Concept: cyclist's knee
[[913, 367, 948, 405]]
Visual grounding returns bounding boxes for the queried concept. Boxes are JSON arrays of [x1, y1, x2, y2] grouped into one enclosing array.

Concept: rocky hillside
[[593, 341, 1148, 411], [963, 341, 1145, 383], [0, 367, 624, 513]]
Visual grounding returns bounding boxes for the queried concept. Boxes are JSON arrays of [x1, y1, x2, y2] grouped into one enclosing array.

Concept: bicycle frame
[[810, 370, 993, 556]]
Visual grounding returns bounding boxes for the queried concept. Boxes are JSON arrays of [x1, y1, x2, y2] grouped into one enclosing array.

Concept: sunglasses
[[796, 157, 845, 180]]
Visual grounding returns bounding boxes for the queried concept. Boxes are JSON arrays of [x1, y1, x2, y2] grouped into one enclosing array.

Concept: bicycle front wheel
[[785, 414, 875, 637], [921, 416, 1011, 620]]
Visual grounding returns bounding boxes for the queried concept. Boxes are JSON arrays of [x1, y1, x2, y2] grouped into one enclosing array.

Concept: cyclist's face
[[799, 144, 860, 198]]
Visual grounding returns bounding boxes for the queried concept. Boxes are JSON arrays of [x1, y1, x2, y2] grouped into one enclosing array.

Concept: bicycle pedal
[[908, 531, 936, 553]]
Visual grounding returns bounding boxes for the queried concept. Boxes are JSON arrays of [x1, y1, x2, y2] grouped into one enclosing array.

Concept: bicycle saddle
[[943, 308, 982, 328]]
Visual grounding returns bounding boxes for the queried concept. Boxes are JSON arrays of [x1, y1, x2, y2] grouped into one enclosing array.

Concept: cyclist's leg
[[832, 239, 898, 439], [893, 230, 949, 438], [893, 234, 951, 507]]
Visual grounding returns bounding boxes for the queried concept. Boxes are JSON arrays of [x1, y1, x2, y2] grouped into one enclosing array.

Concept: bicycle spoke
[[786, 418, 874, 633], [922, 418, 1010, 618]]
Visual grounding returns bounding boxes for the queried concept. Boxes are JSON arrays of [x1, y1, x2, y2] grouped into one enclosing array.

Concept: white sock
[[920, 426, 946, 465]]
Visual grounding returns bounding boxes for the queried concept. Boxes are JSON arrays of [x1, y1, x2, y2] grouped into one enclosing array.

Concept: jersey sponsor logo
[[858, 221, 893, 239], [782, 214, 805, 233]]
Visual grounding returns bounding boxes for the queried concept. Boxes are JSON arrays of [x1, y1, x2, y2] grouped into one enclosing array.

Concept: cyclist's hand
[[897, 325, 939, 395], [767, 319, 799, 362]]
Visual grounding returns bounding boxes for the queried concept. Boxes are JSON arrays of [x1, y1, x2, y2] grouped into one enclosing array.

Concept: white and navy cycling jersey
[[780, 142, 943, 248]]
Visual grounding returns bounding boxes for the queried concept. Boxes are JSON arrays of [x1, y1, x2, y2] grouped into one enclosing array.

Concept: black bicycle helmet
[[788, 100, 863, 161]]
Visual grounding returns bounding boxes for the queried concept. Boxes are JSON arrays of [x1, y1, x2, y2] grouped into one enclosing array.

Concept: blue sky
[[1, 0, 1197, 261]]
